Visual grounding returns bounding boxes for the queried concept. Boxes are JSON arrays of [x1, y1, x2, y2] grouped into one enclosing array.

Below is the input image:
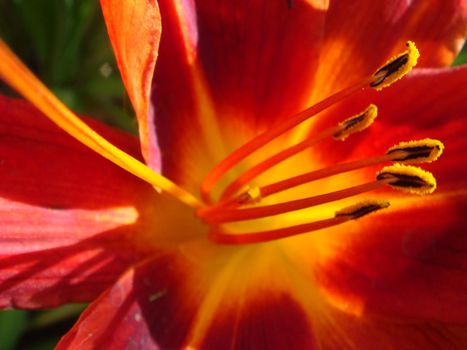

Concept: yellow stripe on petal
[[0, 39, 201, 209]]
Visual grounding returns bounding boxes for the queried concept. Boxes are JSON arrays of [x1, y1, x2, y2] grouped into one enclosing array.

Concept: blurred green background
[[0, 0, 466, 349]]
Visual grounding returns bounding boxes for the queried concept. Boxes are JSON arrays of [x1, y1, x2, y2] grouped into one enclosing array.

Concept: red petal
[[100, 0, 162, 170], [306, 67, 467, 323], [198, 292, 318, 349], [0, 96, 155, 308], [57, 248, 467, 349], [313, 0, 467, 99], [57, 249, 319, 350], [56, 253, 194, 349], [152, 0, 327, 182], [194, 0, 327, 125], [313, 66, 467, 176], [315, 188, 467, 323], [317, 308, 467, 349]]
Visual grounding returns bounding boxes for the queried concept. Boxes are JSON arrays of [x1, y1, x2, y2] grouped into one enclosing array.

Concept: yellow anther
[[370, 41, 419, 91], [376, 164, 436, 195], [386, 138, 444, 164], [333, 104, 378, 141], [335, 200, 390, 219]]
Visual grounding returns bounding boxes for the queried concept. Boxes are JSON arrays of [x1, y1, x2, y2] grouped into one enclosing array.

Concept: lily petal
[[197, 290, 319, 349], [56, 253, 194, 349], [316, 307, 467, 349], [57, 248, 320, 350], [152, 0, 328, 183], [315, 192, 467, 323], [313, 0, 467, 99], [0, 96, 154, 308], [100, 0, 162, 170], [193, 0, 328, 125]]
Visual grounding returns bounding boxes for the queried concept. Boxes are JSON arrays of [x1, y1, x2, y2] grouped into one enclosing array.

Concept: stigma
[[199, 41, 444, 245]]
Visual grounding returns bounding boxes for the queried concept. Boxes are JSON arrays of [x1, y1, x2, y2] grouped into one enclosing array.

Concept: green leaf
[[0, 310, 28, 350]]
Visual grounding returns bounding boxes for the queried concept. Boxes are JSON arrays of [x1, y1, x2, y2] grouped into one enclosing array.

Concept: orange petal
[[151, 0, 328, 184], [100, 0, 162, 170], [56, 253, 196, 349], [197, 292, 318, 349], [316, 307, 467, 349], [56, 249, 320, 349], [315, 192, 467, 323], [313, 0, 467, 99], [0, 96, 155, 308], [193, 0, 328, 125]]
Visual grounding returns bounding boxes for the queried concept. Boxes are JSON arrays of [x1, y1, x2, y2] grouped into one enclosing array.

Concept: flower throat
[[0, 40, 443, 245]]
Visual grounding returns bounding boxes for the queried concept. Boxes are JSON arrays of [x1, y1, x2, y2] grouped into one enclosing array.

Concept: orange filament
[[257, 154, 393, 199], [207, 153, 392, 213], [220, 104, 378, 200], [209, 216, 349, 244], [201, 180, 387, 224], [220, 126, 340, 200], [209, 199, 390, 244], [200, 79, 369, 203]]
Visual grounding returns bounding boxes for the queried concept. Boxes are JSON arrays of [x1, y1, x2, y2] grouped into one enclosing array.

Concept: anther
[[335, 200, 390, 219], [333, 104, 378, 140], [386, 138, 444, 164], [376, 164, 436, 195], [370, 41, 419, 91]]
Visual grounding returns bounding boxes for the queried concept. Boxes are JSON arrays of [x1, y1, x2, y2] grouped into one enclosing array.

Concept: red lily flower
[[0, 0, 467, 348]]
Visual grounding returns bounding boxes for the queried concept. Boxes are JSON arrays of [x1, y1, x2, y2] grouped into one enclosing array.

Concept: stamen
[[241, 138, 441, 202], [333, 104, 378, 141], [386, 138, 444, 163], [247, 154, 392, 200], [220, 104, 377, 200], [376, 164, 436, 195], [200, 79, 369, 203], [370, 41, 419, 91], [0, 39, 202, 208], [202, 42, 419, 203], [209, 200, 390, 245], [220, 127, 339, 200], [208, 217, 349, 245], [201, 181, 386, 224], [335, 200, 390, 219]]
